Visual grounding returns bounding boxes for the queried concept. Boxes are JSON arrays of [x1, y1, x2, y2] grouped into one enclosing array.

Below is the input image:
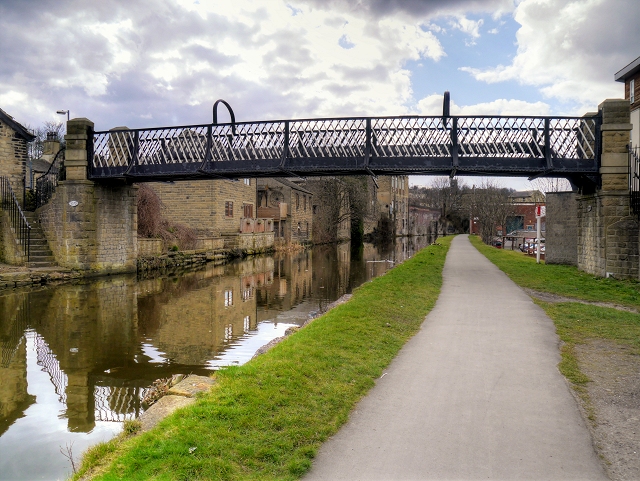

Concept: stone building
[[0, 108, 34, 192], [149, 178, 274, 251], [365, 175, 410, 237], [408, 206, 439, 236], [256, 178, 313, 243], [615, 55, 640, 150]]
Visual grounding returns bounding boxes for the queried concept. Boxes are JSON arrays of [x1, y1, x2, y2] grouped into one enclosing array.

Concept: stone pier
[[37, 118, 138, 273], [577, 99, 638, 279]]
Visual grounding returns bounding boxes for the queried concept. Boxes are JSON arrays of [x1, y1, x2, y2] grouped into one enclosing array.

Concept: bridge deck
[[89, 115, 601, 182]]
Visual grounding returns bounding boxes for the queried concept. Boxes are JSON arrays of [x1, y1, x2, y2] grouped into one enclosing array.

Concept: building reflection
[[0, 238, 430, 438]]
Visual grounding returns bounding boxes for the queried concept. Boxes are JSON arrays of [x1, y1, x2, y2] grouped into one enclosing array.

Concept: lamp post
[[56, 110, 70, 121]]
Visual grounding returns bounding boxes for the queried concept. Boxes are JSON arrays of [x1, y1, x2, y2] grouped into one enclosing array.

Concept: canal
[[0, 238, 429, 480]]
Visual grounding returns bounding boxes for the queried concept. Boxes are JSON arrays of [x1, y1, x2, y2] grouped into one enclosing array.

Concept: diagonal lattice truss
[[90, 115, 600, 180]]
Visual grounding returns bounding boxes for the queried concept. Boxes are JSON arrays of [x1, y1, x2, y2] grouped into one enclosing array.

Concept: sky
[[1, 0, 639, 190]]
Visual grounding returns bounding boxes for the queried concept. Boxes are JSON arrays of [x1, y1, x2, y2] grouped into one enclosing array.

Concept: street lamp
[[56, 110, 70, 121]]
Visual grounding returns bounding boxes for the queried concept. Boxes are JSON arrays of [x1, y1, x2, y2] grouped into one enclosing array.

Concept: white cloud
[[451, 16, 484, 44], [416, 94, 551, 116], [0, 0, 447, 129], [460, 0, 639, 113]]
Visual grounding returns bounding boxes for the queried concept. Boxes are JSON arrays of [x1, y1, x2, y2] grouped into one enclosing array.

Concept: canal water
[[0, 238, 429, 481]]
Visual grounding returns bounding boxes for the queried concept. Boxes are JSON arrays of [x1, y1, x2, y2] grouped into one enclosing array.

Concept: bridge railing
[[89, 114, 601, 180]]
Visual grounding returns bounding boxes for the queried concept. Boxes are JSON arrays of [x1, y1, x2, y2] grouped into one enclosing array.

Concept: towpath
[[305, 235, 606, 480]]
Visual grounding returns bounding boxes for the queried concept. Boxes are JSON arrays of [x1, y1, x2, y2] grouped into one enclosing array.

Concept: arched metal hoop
[[213, 99, 236, 134]]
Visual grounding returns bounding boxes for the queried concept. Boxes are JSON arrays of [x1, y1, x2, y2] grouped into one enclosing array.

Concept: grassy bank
[[469, 235, 640, 391], [74, 237, 452, 481]]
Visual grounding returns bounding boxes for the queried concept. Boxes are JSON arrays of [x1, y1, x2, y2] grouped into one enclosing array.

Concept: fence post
[[64, 118, 94, 181]]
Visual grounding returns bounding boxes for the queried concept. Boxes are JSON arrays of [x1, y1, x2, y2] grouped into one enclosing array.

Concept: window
[[631, 79, 635, 104], [224, 289, 233, 307], [527, 225, 534, 231], [225, 201, 233, 217], [243, 203, 253, 218], [296, 193, 300, 210], [303, 195, 307, 211], [244, 178, 251, 185], [244, 316, 251, 333]]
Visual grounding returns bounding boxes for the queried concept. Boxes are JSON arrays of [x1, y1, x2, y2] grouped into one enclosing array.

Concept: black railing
[[89, 114, 601, 181], [35, 147, 65, 209], [630, 146, 640, 217], [0, 176, 30, 262]]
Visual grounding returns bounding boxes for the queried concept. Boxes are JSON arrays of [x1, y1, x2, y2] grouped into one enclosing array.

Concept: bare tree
[[529, 177, 572, 194], [304, 176, 370, 244], [470, 179, 515, 244], [411, 177, 469, 234], [27, 121, 65, 160]]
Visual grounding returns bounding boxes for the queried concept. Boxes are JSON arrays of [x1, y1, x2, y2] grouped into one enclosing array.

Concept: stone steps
[[22, 213, 57, 268]]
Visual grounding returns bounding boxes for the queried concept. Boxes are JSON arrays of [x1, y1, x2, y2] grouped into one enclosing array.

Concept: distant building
[[408, 206, 439, 236], [615, 55, 640, 149], [364, 175, 410, 237], [506, 190, 545, 234], [257, 178, 313, 244]]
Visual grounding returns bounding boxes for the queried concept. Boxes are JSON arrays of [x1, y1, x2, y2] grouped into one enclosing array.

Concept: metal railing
[[89, 114, 601, 181], [630, 146, 640, 217], [0, 176, 31, 262], [35, 147, 65, 209]]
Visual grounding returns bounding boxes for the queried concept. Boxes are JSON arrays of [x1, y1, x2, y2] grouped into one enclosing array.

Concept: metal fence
[[35, 147, 65, 209], [90, 114, 601, 180], [630, 146, 640, 217], [0, 176, 30, 261]]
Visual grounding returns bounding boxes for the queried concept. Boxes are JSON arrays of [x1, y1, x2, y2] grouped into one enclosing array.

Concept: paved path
[[305, 235, 606, 481]]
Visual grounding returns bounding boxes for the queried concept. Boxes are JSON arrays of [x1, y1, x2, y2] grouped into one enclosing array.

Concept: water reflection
[[0, 238, 430, 480]]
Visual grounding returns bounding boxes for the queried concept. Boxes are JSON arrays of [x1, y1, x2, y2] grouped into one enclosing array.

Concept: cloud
[[0, 0, 446, 129], [460, 0, 639, 113], [416, 94, 551, 116], [451, 16, 484, 45]]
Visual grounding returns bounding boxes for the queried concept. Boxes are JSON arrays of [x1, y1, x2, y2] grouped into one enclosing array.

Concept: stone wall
[[151, 179, 256, 237], [545, 192, 578, 265], [0, 211, 26, 265], [222, 232, 274, 253], [38, 180, 138, 273], [0, 119, 27, 192], [576, 99, 639, 279]]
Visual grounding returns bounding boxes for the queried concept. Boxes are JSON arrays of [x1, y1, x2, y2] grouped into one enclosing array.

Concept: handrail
[[0, 176, 31, 262], [630, 146, 640, 217], [35, 146, 65, 209]]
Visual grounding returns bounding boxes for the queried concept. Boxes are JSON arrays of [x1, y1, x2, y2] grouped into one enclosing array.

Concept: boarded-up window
[[243, 203, 253, 218], [225, 201, 233, 217]]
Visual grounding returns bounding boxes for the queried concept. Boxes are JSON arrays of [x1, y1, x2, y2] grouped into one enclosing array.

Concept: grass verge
[[73, 237, 452, 481], [468, 235, 640, 309], [469, 235, 640, 417]]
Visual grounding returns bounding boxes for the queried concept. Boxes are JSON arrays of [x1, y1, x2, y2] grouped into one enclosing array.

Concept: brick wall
[[545, 192, 578, 265], [0, 119, 28, 192], [151, 178, 256, 236]]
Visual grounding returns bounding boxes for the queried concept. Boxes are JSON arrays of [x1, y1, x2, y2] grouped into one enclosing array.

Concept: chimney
[[42, 131, 60, 160]]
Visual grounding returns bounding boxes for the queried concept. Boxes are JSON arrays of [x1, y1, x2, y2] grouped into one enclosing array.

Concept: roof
[[0, 108, 35, 141], [258, 177, 313, 195], [615, 56, 640, 82]]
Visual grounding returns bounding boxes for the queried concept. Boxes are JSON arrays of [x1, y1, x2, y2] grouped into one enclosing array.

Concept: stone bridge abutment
[[38, 118, 137, 273]]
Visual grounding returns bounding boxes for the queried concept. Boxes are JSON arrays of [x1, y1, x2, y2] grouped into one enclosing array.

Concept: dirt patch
[[574, 339, 640, 480], [524, 288, 639, 313]]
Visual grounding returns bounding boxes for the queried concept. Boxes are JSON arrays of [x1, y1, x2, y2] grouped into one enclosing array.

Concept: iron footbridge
[[90, 100, 601, 188]]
